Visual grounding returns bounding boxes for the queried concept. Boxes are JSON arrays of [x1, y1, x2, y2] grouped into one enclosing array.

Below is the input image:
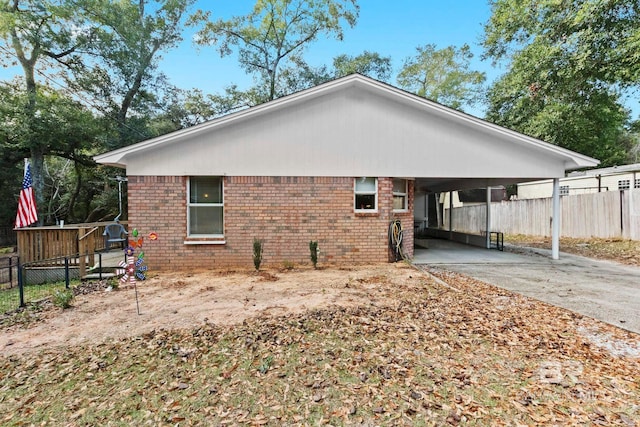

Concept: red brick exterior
[[127, 176, 414, 271]]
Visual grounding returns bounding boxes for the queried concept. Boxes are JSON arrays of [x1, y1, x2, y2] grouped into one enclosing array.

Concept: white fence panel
[[445, 189, 639, 240]]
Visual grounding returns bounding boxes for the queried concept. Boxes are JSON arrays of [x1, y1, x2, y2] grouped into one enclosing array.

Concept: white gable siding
[[124, 84, 571, 179]]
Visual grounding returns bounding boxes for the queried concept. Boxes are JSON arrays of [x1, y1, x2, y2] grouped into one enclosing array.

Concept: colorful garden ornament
[[115, 229, 157, 315]]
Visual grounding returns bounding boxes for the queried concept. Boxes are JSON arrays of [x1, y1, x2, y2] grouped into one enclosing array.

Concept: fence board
[[446, 189, 639, 240]]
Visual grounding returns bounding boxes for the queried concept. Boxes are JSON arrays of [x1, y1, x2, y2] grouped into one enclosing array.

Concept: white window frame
[[559, 185, 570, 196], [634, 178, 640, 189], [354, 177, 378, 212], [393, 178, 409, 212], [187, 176, 224, 238], [618, 179, 630, 190]]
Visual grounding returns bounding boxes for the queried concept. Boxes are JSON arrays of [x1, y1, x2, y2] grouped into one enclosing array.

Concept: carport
[[402, 111, 599, 259]]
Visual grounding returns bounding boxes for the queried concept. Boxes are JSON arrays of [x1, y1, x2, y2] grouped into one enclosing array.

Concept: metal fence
[[0, 253, 112, 314]]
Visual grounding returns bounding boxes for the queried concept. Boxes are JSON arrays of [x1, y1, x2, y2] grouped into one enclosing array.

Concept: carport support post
[[486, 186, 491, 249], [448, 191, 453, 238], [552, 178, 560, 260]]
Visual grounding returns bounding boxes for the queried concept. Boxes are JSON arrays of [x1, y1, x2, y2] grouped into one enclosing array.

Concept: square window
[[618, 179, 630, 190], [635, 179, 640, 189], [355, 178, 377, 211], [393, 178, 408, 211], [188, 177, 224, 236], [559, 185, 569, 196]]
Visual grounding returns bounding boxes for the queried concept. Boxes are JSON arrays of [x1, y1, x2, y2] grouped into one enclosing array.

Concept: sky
[[158, 0, 500, 116], [2, 1, 638, 119]]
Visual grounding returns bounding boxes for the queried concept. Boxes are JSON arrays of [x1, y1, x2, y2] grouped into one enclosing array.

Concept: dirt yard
[[2, 260, 639, 425], [1, 263, 418, 355]]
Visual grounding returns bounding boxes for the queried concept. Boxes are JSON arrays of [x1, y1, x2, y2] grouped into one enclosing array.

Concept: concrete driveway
[[413, 239, 640, 335]]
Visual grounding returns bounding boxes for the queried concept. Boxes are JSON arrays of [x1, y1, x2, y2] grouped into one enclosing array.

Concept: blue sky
[[3, 1, 638, 119], [160, 0, 500, 116]]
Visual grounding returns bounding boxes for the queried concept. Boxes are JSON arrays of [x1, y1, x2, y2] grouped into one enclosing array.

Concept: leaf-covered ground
[[507, 235, 640, 267], [1, 264, 638, 426]]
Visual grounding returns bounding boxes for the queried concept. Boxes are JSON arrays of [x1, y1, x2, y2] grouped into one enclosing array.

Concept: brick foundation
[[128, 176, 414, 271]]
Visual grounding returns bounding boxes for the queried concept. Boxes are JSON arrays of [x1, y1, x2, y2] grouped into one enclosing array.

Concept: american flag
[[15, 160, 38, 228]]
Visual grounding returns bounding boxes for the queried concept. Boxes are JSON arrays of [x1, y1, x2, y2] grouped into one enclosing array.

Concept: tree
[[192, 0, 359, 103], [73, 0, 195, 149], [0, 81, 102, 225], [483, 0, 640, 89], [482, 0, 638, 165], [332, 50, 392, 81], [272, 50, 391, 96], [0, 0, 91, 218], [486, 70, 630, 166], [396, 44, 486, 111]]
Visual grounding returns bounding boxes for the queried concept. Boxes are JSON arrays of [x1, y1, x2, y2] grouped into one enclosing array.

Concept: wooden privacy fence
[[16, 222, 128, 277], [445, 189, 640, 240]]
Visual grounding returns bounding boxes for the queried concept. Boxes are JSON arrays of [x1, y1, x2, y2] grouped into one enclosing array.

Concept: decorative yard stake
[[115, 228, 155, 315]]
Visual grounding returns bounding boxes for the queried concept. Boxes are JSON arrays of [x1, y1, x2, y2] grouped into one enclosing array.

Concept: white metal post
[[551, 178, 560, 260], [486, 186, 491, 249], [449, 191, 453, 238]]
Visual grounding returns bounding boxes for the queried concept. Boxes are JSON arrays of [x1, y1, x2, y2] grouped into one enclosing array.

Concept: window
[[559, 185, 570, 196], [354, 177, 377, 211], [393, 178, 408, 211], [188, 177, 223, 236], [618, 179, 630, 190], [635, 179, 640, 189]]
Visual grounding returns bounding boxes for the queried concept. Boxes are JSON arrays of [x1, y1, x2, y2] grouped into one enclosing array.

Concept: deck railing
[[15, 222, 128, 277]]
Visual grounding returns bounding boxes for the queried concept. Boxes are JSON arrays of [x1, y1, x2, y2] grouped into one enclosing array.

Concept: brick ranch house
[[95, 74, 598, 271]]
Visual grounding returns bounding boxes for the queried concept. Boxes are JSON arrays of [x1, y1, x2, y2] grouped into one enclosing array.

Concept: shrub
[[52, 289, 74, 309], [253, 238, 263, 271], [309, 240, 319, 269]]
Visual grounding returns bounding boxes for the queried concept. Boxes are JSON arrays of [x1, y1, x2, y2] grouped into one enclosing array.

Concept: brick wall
[[128, 176, 414, 271]]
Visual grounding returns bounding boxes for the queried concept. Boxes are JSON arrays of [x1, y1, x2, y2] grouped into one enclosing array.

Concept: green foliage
[[72, 0, 196, 149], [483, 0, 640, 87], [52, 288, 74, 309], [397, 44, 486, 111], [486, 70, 631, 166], [332, 51, 392, 81], [252, 238, 263, 271], [0, 82, 105, 226], [482, 0, 639, 165], [192, 0, 359, 102], [309, 240, 319, 269]]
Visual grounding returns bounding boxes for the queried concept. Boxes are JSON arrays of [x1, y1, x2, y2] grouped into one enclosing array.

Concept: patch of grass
[[0, 279, 81, 315]]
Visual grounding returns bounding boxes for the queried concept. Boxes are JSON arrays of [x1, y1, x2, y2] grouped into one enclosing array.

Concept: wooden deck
[[15, 222, 128, 279]]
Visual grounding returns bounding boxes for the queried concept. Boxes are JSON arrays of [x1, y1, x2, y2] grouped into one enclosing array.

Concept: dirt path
[[1, 263, 419, 355]]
